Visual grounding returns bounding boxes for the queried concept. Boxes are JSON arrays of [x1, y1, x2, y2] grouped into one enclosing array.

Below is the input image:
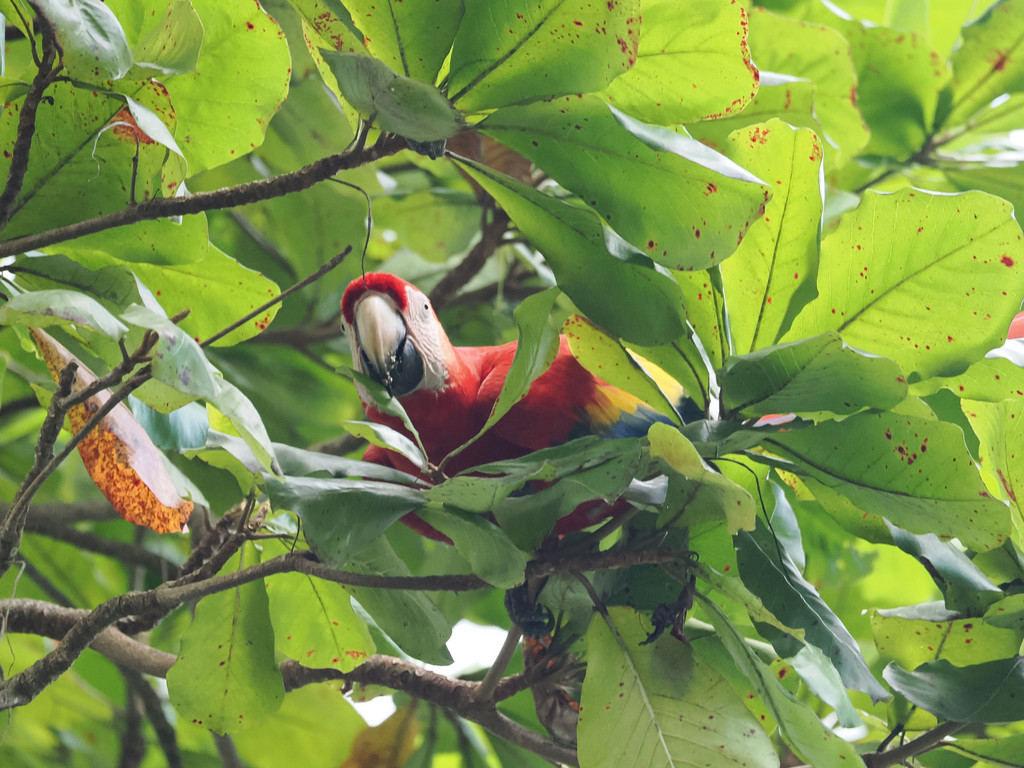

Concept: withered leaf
[[31, 328, 192, 533]]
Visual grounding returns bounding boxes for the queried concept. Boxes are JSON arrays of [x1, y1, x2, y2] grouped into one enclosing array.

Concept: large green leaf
[[720, 121, 822, 353], [108, 0, 291, 173], [871, 604, 1023, 669], [342, 536, 453, 665], [785, 189, 1024, 379], [453, 157, 686, 346], [946, 0, 1024, 128], [963, 397, 1024, 550], [884, 656, 1024, 723], [167, 544, 285, 734], [448, 0, 639, 110], [762, 412, 1011, 552], [843, 22, 949, 159], [913, 356, 1024, 403], [265, 475, 426, 566], [0, 288, 128, 341], [700, 596, 865, 766], [648, 423, 755, 534], [341, 0, 463, 82], [33, 0, 133, 81], [736, 520, 890, 703], [0, 82, 172, 239], [719, 332, 908, 418], [264, 541, 376, 672], [742, 9, 868, 166], [416, 507, 528, 588], [479, 97, 770, 271], [601, 0, 758, 125], [49, 214, 280, 346], [130, 0, 204, 76], [578, 606, 777, 768]]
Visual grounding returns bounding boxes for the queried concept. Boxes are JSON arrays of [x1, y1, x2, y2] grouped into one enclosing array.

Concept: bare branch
[[0, 134, 408, 259]]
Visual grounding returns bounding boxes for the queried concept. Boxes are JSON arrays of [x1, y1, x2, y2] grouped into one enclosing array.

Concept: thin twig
[[199, 247, 352, 348], [474, 625, 523, 702], [0, 23, 60, 231]]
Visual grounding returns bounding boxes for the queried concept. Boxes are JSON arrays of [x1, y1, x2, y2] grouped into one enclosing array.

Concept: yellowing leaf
[[341, 706, 419, 768], [32, 328, 192, 533]]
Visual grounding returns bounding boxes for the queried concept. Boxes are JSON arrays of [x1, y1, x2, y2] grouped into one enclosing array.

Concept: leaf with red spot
[[448, 0, 640, 110], [785, 189, 1024, 379], [32, 0, 133, 82], [946, 0, 1024, 129], [340, 0, 464, 83], [167, 543, 284, 734], [264, 540, 375, 672], [601, 0, 759, 125], [31, 328, 192, 534], [479, 96, 770, 271], [579, 606, 777, 768], [962, 397, 1024, 552], [762, 412, 1011, 552], [720, 121, 823, 353]]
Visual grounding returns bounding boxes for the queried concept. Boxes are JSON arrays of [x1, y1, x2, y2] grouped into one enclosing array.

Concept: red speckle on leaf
[[1002, 255, 1014, 267], [992, 50, 1009, 72]]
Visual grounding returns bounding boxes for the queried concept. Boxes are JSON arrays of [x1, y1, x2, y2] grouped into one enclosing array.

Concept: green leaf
[[453, 157, 686, 346], [843, 23, 949, 159], [647, 423, 755, 534], [167, 543, 285, 734], [121, 305, 279, 472], [946, 0, 1024, 128], [265, 475, 426, 567], [962, 397, 1024, 550], [444, 287, 561, 466], [130, 398, 209, 451], [416, 507, 528, 588], [563, 314, 683, 425], [735, 519, 890, 703], [0, 82, 172, 239], [720, 121, 822, 353], [625, 334, 710, 414], [448, 0, 640, 110], [0, 289, 128, 340], [342, 0, 464, 82], [601, 0, 758, 125], [871, 604, 1023, 670], [264, 542, 376, 672], [742, 9, 868, 166], [884, 656, 1024, 723], [322, 51, 462, 142], [479, 97, 770, 271], [342, 419, 427, 472], [578, 606, 777, 768], [785, 189, 1024, 379], [699, 595, 865, 767], [54, 215, 280, 346], [762, 412, 1011, 552], [674, 267, 728, 368], [33, 0, 133, 81], [343, 536, 453, 665], [913, 356, 1024, 403], [788, 644, 861, 728], [719, 332, 908, 418], [131, 0, 204, 76], [107, 0, 291, 174]]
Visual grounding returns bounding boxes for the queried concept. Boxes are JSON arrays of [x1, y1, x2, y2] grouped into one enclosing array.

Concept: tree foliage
[[2, 0, 1024, 766]]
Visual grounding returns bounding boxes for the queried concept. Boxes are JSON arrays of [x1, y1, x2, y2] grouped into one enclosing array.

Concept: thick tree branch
[[3, 599, 578, 766], [861, 722, 966, 768], [0, 134, 407, 258]]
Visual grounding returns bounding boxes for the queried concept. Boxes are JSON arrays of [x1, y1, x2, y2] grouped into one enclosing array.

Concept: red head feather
[[341, 272, 413, 326]]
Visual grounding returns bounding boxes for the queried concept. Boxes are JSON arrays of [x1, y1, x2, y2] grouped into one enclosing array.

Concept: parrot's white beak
[[353, 293, 424, 397]]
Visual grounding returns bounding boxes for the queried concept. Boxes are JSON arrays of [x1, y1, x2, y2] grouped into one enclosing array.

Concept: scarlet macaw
[[341, 272, 682, 534]]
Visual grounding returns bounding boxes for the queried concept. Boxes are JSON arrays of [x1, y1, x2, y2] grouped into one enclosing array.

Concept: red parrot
[[340, 272, 683, 536]]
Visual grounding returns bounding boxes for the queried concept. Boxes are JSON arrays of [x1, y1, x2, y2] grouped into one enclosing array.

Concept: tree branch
[[861, 721, 966, 768], [0, 23, 60, 231], [3, 599, 578, 766], [0, 134, 408, 258]]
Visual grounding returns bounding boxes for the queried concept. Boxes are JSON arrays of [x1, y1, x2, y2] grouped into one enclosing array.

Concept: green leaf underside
[[578, 606, 777, 768], [763, 412, 1011, 552], [167, 544, 284, 734]]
